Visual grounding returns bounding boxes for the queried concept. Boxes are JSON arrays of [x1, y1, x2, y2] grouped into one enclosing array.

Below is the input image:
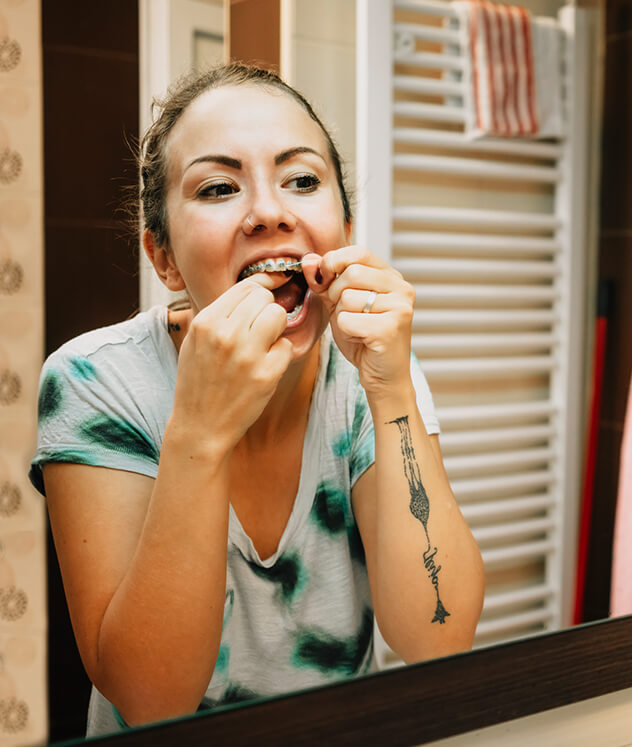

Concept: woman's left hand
[[303, 246, 415, 396]]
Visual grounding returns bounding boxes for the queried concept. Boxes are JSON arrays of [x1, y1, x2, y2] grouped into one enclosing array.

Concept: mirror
[[67, 615, 632, 745], [5, 0, 626, 744]]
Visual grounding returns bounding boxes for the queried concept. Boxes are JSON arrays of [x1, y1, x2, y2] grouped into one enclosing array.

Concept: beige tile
[[0, 196, 32, 231], [0, 463, 43, 527], [0, 321, 43, 415], [0, 86, 42, 194], [0, 0, 41, 86], [0, 213, 44, 303], [294, 38, 356, 168], [0, 526, 46, 631], [0, 2, 46, 743], [0, 405, 38, 461], [0, 627, 47, 745], [0, 418, 35, 460], [0, 86, 29, 118], [294, 0, 355, 45]]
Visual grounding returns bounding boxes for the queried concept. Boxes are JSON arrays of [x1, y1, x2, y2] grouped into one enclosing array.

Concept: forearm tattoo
[[388, 415, 450, 624]]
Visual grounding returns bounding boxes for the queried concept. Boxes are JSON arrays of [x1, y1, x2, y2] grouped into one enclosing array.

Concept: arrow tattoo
[[387, 415, 450, 625]]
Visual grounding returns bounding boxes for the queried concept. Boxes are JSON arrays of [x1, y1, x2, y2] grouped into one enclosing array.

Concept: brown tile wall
[[41, 1, 139, 741], [229, 0, 280, 68], [42, 0, 139, 356], [583, 0, 632, 621]]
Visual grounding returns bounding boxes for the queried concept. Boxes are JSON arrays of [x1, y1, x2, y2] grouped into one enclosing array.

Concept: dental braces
[[238, 258, 303, 281]]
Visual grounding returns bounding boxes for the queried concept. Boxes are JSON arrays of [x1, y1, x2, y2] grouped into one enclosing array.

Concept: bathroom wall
[[282, 0, 356, 178], [0, 0, 47, 743], [230, 0, 280, 69], [582, 0, 632, 622]]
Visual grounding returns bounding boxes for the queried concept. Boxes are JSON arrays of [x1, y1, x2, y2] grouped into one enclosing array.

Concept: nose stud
[[245, 215, 263, 233]]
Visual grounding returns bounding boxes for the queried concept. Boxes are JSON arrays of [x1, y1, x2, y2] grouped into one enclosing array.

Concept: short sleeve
[[349, 353, 440, 487], [410, 352, 440, 436], [29, 345, 161, 496]]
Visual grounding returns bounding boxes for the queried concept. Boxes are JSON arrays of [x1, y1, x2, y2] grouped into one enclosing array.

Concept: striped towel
[[451, 1, 564, 139], [610, 375, 632, 617]]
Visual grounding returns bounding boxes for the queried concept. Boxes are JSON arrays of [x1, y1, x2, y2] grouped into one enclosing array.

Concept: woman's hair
[[140, 62, 352, 250]]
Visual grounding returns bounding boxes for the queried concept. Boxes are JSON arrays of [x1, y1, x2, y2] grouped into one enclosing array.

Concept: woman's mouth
[[238, 257, 302, 280], [237, 256, 310, 325]]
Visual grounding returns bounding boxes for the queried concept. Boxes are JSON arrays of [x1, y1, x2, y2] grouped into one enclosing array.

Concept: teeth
[[286, 300, 304, 321], [238, 257, 302, 281]]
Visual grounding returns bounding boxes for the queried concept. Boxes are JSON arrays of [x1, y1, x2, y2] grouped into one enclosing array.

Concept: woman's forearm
[[368, 384, 484, 663], [95, 420, 233, 725]]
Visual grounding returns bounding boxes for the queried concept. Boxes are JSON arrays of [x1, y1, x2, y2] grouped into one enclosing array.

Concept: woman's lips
[[240, 270, 310, 327], [236, 253, 323, 331]]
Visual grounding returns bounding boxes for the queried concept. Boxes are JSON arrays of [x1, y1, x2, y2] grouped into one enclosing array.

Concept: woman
[[30, 64, 484, 734]]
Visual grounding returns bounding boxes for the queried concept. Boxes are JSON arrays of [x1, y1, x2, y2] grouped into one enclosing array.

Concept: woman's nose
[[242, 184, 296, 235]]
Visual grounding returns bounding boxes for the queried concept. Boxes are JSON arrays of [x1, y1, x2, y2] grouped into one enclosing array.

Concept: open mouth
[[238, 256, 309, 322]]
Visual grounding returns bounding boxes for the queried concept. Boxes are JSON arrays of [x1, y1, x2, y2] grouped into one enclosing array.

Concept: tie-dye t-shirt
[[30, 305, 440, 736]]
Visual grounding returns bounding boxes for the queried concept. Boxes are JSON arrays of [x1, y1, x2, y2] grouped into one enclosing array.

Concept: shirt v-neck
[[227, 333, 331, 568]]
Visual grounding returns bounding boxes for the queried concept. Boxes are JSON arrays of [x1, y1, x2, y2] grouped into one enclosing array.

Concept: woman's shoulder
[[32, 309, 169, 496], [44, 306, 170, 372]]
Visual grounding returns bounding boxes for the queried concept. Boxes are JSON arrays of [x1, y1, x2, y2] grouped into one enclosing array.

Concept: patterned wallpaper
[[0, 0, 47, 744]]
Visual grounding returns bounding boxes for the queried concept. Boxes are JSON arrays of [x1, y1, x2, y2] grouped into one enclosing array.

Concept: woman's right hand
[[169, 278, 292, 453]]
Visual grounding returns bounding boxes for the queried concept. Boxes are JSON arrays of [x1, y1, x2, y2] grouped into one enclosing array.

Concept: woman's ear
[[142, 230, 186, 291]]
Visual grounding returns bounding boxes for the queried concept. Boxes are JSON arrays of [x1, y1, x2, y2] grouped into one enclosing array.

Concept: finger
[[319, 245, 390, 287], [227, 283, 275, 329], [335, 288, 390, 315], [300, 253, 339, 317], [197, 279, 265, 321], [265, 336, 293, 377], [327, 265, 398, 306], [249, 300, 288, 343], [244, 271, 292, 292], [301, 253, 324, 292], [333, 309, 395, 345]]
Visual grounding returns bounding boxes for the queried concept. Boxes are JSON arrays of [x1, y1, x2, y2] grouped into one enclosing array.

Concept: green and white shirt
[[30, 306, 439, 736]]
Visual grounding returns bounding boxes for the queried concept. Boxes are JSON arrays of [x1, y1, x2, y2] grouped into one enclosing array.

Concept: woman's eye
[[198, 181, 238, 199], [286, 174, 321, 192]]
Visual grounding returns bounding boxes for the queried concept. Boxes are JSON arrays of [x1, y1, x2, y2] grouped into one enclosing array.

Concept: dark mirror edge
[[50, 615, 632, 747]]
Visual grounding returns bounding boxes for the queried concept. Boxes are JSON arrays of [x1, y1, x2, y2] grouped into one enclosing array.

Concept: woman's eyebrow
[[183, 148, 324, 173], [275, 147, 326, 165], [184, 154, 242, 172]]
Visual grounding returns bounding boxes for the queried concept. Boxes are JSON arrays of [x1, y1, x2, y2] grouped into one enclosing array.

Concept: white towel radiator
[[356, 0, 598, 661]]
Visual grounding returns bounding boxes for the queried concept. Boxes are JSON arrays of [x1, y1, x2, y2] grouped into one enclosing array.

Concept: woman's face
[[159, 84, 352, 359]]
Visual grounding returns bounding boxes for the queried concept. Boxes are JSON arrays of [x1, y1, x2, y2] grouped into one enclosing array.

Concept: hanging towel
[[451, 1, 564, 139], [610, 375, 632, 616]]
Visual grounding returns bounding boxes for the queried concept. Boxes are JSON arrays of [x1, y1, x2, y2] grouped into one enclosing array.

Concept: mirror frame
[[64, 615, 632, 745]]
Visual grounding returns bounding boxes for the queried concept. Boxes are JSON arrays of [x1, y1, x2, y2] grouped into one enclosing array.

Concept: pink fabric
[[454, 0, 538, 137], [610, 374, 632, 616]]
